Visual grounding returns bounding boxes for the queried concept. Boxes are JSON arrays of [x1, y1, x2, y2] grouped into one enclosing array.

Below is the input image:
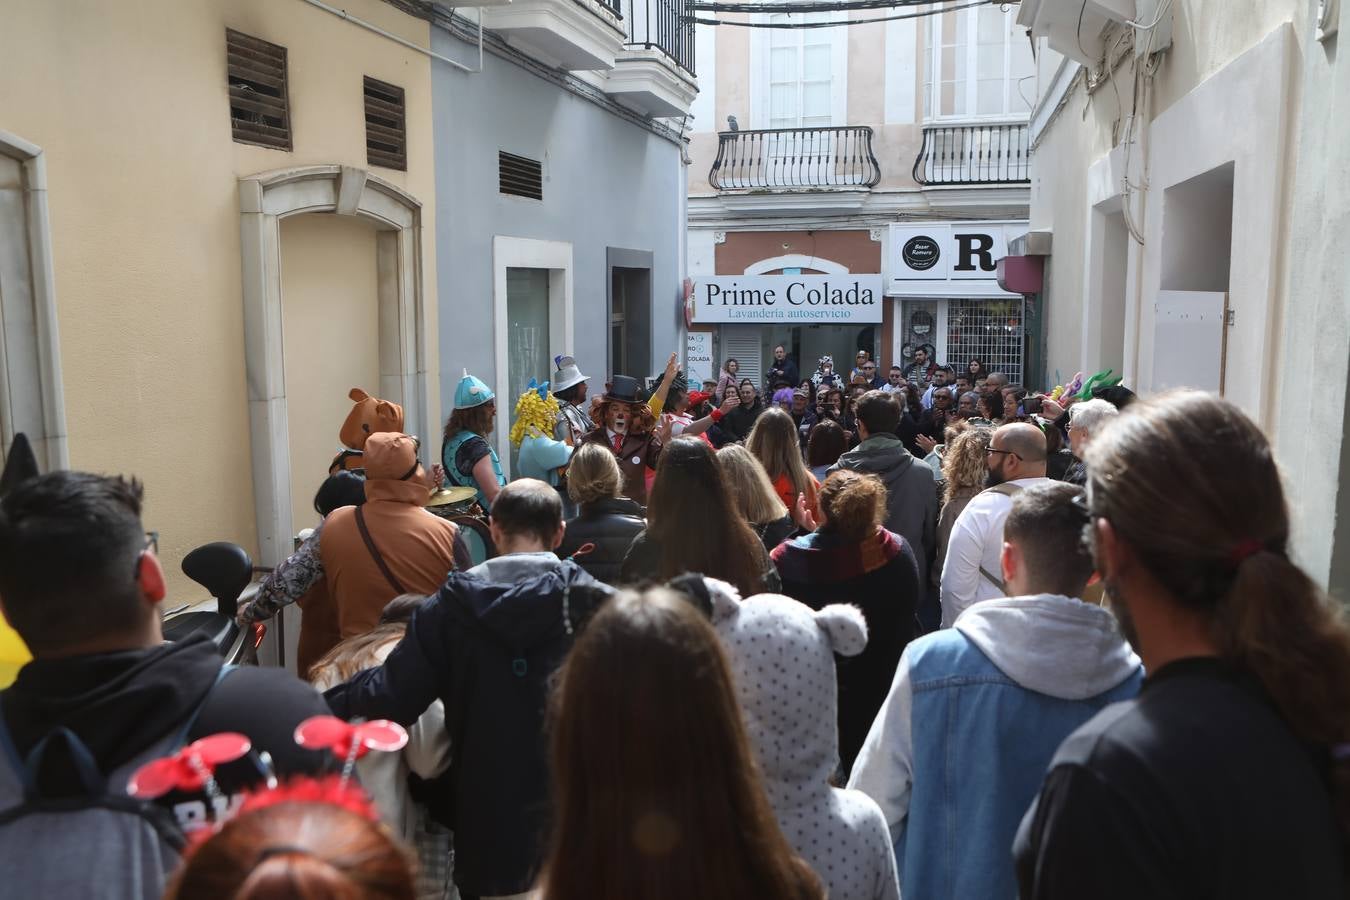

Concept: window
[[363, 77, 406, 171], [227, 28, 291, 150], [768, 13, 834, 128], [924, 5, 1033, 120], [506, 268, 550, 474]]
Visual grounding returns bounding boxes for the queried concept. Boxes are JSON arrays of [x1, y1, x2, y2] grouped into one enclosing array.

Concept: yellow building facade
[[0, 0, 442, 676]]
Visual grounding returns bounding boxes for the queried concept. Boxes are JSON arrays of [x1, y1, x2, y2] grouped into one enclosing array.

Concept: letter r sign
[[953, 233, 996, 272]]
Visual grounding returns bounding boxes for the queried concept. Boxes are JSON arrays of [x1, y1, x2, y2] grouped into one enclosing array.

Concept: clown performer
[[441, 369, 506, 512], [510, 379, 573, 498], [580, 374, 674, 506]]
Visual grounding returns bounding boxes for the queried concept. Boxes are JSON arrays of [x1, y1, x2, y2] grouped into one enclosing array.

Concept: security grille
[[363, 77, 407, 171], [945, 298, 1025, 386], [227, 28, 291, 150], [720, 326, 763, 391], [499, 152, 543, 200]]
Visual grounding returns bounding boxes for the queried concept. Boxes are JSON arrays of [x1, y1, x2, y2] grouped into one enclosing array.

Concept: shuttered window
[[499, 152, 543, 201], [364, 77, 407, 171], [227, 28, 292, 150]]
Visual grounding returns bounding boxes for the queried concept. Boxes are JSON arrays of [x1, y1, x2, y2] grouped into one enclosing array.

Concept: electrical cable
[[691, 0, 931, 11], [693, 0, 996, 28]]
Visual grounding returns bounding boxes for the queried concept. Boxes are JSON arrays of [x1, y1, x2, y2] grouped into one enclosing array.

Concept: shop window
[[923, 5, 1033, 120], [507, 268, 550, 473], [946, 298, 1025, 385]]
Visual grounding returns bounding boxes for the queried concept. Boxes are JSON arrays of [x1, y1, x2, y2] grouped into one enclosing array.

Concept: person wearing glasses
[[939, 423, 1051, 628]]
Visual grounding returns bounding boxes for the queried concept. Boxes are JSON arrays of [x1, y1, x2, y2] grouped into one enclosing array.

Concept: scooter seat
[[163, 611, 240, 657]]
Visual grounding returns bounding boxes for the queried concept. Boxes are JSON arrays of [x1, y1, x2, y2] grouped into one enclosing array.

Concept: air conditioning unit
[[1017, 0, 1137, 66]]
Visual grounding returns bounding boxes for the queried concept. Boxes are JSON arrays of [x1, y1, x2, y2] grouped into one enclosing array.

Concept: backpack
[[0, 666, 234, 900]]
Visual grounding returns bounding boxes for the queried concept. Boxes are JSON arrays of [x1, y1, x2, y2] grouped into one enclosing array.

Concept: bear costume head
[[329, 388, 404, 473]]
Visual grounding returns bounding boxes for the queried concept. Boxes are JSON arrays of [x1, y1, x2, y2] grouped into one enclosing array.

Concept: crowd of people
[[0, 342, 1348, 900]]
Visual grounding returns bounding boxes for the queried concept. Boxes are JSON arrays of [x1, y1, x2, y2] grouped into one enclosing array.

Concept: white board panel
[[1151, 290, 1227, 394]]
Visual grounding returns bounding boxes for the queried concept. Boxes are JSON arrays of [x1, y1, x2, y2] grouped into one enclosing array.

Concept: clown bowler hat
[[454, 369, 494, 409], [603, 375, 649, 404]]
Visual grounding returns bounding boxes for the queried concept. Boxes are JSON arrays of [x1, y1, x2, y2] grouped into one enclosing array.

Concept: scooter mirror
[[182, 542, 253, 619]]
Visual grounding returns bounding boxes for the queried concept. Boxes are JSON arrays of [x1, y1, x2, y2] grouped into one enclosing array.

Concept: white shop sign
[[691, 274, 885, 324], [887, 222, 1022, 298], [685, 331, 714, 385]]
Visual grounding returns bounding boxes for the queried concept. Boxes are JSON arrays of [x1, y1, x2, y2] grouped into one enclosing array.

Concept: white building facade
[[685, 4, 1034, 389], [1019, 0, 1350, 596]]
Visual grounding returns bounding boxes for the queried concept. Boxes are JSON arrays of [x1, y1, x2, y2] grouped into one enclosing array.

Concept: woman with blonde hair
[[717, 444, 796, 553], [748, 407, 820, 515], [556, 442, 646, 584], [935, 427, 993, 590]]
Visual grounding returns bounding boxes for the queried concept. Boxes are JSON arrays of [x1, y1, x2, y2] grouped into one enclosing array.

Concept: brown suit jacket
[[580, 427, 662, 506], [319, 479, 461, 639]]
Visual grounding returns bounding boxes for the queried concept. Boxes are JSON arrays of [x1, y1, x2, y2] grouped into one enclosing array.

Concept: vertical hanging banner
[[685, 331, 714, 385]]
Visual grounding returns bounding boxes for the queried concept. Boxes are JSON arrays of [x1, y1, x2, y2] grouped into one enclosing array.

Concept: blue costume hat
[[454, 368, 494, 409]]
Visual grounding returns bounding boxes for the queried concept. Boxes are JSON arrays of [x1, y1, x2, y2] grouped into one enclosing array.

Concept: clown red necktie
[[612, 434, 624, 453]]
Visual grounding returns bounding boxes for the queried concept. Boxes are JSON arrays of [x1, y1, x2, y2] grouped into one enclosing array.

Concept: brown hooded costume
[[318, 432, 462, 639]]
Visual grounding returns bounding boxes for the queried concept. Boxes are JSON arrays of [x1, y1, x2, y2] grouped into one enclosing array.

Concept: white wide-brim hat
[[552, 355, 590, 392]]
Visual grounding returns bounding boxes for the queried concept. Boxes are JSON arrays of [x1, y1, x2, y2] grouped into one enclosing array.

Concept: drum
[[425, 486, 478, 518], [426, 487, 497, 565]]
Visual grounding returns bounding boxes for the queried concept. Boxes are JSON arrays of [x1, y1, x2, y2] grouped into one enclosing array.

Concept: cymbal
[[426, 486, 477, 507]]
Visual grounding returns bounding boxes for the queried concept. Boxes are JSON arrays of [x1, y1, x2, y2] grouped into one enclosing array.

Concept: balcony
[[912, 122, 1031, 186], [709, 126, 881, 192], [481, 0, 625, 71], [605, 0, 698, 117]]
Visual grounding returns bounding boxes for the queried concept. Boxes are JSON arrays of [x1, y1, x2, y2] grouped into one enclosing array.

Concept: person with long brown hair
[[747, 406, 820, 514], [1015, 391, 1350, 899], [442, 371, 504, 511], [537, 588, 823, 900], [772, 470, 920, 774], [619, 437, 780, 596], [936, 426, 993, 590]]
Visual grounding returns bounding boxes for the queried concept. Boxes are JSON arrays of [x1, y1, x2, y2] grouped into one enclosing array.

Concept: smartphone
[[1024, 395, 1044, 416]]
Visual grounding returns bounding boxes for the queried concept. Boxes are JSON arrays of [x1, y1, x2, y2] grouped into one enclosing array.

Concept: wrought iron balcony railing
[[709, 126, 881, 191], [912, 122, 1031, 186], [624, 0, 695, 75]]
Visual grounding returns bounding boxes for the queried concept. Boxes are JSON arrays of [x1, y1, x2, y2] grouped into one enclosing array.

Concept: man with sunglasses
[[939, 423, 1051, 627]]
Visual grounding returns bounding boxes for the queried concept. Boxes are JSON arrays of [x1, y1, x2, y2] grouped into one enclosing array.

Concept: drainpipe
[[297, 0, 483, 74]]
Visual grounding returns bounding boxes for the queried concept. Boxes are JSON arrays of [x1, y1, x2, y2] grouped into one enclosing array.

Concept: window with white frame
[[923, 4, 1033, 120], [752, 9, 846, 129], [768, 13, 833, 128]]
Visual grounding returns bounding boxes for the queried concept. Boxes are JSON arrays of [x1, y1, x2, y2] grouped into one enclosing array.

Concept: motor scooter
[[162, 542, 265, 665]]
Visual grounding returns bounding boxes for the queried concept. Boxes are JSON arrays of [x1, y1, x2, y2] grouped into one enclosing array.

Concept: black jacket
[[831, 434, 938, 587], [0, 635, 328, 826], [753, 515, 797, 555], [556, 497, 646, 585], [324, 557, 613, 896], [719, 401, 764, 444]]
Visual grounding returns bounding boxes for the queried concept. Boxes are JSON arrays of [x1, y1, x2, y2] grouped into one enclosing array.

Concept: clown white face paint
[[607, 404, 630, 435]]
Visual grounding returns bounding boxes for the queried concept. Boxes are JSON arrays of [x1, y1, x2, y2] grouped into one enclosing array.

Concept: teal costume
[[517, 431, 571, 486], [443, 371, 505, 511]]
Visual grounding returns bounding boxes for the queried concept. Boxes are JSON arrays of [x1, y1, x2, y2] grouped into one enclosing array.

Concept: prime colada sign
[[691, 274, 884, 324]]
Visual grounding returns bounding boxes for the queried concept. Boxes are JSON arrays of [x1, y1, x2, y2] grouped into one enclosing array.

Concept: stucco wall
[[0, 0, 437, 595], [279, 213, 381, 531], [430, 26, 685, 441]]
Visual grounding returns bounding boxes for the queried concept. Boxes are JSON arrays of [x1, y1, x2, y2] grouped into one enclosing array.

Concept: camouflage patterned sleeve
[[237, 520, 326, 624]]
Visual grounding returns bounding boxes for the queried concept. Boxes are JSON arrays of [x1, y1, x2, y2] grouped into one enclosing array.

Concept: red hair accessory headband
[[127, 733, 252, 800], [294, 716, 408, 782], [1230, 539, 1265, 567]]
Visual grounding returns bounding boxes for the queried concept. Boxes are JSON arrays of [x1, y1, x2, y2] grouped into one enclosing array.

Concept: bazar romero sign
[[691, 274, 884, 324]]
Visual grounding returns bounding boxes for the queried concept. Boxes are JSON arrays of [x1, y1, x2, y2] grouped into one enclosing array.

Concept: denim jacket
[[848, 594, 1143, 900]]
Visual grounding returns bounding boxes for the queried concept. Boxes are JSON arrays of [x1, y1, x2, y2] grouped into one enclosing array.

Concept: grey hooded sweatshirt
[[831, 433, 938, 584]]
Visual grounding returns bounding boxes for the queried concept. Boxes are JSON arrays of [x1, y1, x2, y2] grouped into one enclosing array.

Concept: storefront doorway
[[898, 297, 1026, 385], [758, 324, 879, 388]]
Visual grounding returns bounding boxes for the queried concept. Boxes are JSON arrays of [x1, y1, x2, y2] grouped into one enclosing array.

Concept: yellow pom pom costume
[[511, 380, 572, 485]]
